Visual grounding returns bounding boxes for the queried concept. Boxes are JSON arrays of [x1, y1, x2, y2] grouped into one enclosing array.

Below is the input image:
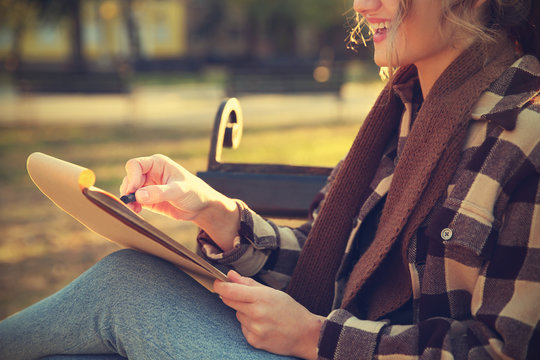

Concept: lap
[[1, 249, 294, 360]]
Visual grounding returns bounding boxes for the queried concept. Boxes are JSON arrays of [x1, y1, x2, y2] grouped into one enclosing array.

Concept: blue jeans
[[0, 249, 297, 360]]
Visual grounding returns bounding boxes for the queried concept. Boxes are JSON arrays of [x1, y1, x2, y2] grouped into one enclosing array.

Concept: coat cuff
[[197, 200, 276, 276], [318, 309, 386, 360]]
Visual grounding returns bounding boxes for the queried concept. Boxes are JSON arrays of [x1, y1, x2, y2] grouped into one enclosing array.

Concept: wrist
[[296, 314, 325, 360], [193, 196, 240, 252]]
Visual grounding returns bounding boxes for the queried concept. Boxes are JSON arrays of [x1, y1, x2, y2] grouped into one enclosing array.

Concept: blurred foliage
[[0, 0, 352, 30], [0, 0, 357, 69], [0, 0, 81, 67], [0, 0, 350, 27], [232, 0, 348, 27], [0, 0, 73, 24]]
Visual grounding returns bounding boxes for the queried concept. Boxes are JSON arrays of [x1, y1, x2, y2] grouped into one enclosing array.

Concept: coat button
[[441, 228, 453, 241]]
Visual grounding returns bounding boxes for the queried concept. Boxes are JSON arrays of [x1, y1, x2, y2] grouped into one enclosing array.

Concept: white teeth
[[372, 22, 389, 31]]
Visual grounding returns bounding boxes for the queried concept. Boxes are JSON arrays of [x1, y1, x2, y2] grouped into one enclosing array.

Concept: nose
[[353, 0, 381, 15]]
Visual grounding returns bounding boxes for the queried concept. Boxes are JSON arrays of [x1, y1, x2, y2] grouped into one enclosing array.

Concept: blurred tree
[[232, 0, 344, 26], [0, 0, 358, 71], [0, 0, 32, 70], [231, 0, 349, 59], [0, 0, 84, 71], [122, 0, 141, 65]]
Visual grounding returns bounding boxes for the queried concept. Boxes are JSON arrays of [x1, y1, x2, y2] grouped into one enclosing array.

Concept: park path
[[0, 82, 383, 129]]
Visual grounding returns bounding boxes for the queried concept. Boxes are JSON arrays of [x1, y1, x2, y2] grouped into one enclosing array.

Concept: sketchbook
[[26, 152, 228, 291]]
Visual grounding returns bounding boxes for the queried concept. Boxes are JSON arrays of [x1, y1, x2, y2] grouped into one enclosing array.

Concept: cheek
[[394, 20, 447, 64]]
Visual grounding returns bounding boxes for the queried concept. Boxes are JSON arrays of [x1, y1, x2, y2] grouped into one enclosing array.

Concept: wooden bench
[[15, 69, 130, 94], [225, 61, 345, 99], [196, 98, 332, 219]]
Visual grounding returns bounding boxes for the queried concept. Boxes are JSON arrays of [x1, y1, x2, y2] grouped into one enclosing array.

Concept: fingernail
[[137, 189, 149, 202]]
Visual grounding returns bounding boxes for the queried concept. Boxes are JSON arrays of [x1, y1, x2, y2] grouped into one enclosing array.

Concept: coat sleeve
[[197, 161, 342, 290], [198, 203, 312, 289]]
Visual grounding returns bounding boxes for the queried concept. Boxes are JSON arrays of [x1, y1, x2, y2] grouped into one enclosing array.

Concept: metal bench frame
[[197, 98, 332, 219]]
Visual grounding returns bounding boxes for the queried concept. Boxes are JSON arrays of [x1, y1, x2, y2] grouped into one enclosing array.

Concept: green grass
[[0, 120, 359, 319]]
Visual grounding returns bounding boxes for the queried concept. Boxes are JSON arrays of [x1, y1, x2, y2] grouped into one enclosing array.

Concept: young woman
[[1, 0, 539, 359]]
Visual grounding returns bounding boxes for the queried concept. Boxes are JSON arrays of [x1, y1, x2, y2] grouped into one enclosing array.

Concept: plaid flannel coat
[[199, 55, 540, 359]]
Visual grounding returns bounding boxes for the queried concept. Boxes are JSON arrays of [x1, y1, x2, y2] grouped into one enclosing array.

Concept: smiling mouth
[[371, 21, 390, 35], [368, 20, 390, 44]]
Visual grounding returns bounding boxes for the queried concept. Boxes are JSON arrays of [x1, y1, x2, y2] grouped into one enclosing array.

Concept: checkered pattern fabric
[[198, 55, 540, 359]]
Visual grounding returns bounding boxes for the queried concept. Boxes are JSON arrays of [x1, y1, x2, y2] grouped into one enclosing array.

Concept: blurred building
[[1, 0, 190, 71], [0, 0, 354, 92]]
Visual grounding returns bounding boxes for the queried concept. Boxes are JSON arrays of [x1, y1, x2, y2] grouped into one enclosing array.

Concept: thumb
[[227, 270, 262, 287], [135, 185, 169, 205]]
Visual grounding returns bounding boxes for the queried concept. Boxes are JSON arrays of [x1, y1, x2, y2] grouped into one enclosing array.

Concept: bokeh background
[[0, 0, 383, 319]]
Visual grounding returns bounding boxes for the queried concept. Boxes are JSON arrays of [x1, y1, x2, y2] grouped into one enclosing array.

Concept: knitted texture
[[286, 39, 517, 318]]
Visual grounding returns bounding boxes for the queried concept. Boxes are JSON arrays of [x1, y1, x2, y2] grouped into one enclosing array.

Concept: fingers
[[213, 271, 264, 304], [120, 176, 128, 195], [120, 154, 216, 221], [121, 154, 194, 197], [123, 154, 182, 192], [214, 279, 265, 304], [227, 270, 263, 287], [132, 185, 162, 204], [120, 155, 170, 213], [123, 156, 157, 194], [214, 282, 259, 303], [220, 295, 252, 313], [119, 176, 141, 212]]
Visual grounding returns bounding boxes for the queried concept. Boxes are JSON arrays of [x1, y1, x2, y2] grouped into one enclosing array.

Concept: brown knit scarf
[[286, 39, 516, 319]]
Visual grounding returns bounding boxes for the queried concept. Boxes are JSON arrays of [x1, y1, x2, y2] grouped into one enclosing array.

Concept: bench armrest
[[196, 98, 331, 219]]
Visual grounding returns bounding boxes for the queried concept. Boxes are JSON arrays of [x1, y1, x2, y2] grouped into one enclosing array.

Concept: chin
[[373, 55, 389, 68], [373, 46, 403, 69]]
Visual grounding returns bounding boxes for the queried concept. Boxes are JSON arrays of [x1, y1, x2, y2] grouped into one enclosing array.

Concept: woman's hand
[[120, 154, 217, 219], [214, 270, 324, 359], [120, 154, 239, 251]]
